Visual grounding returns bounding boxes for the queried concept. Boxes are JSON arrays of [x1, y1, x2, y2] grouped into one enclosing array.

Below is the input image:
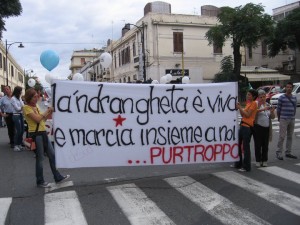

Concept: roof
[[242, 73, 290, 82]]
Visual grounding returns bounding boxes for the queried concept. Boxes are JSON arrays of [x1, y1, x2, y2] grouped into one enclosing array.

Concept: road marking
[[44, 191, 87, 225], [107, 183, 175, 225], [165, 176, 270, 225], [273, 126, 300, 131], [214, 171, 300, 216], [296, 163, 300, 166], [0, 198, 12, 225], [259, 166, 300, 185], [45, 181, 74, 193]]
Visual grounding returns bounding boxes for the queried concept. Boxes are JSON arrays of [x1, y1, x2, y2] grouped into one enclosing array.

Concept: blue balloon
[[40, 50, 59, 71]]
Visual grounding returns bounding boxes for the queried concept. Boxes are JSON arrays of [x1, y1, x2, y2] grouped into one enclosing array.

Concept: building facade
[[0, 41, 24, 91], [69, 49, 103, 78], [106, 3, 233, 83], [245, 1, 300, 83]]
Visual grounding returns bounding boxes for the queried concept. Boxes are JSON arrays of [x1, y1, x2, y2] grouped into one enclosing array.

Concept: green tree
[[0, 0, 22, 39], [268, 8, 300, 57], [205, 3, 274, 81], [213, 55, 235, 82]]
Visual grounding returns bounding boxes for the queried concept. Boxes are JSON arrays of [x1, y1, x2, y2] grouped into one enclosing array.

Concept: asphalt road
[[0, 110, 300, 225]]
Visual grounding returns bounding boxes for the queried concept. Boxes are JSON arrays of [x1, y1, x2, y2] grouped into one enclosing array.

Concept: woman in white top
[[253, 90, 275, 167], [11, 86, 25, 152]]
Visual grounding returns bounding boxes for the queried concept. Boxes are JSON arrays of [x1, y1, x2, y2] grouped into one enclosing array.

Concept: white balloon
[[160, 76, 167, 84], [45, 73, 51, 84], [50, 74, 59, 83], [182, 76, 190, 84], [99, 52, 112, 68], [151, 80, 159, 84], [28, 78, 36, 87], [73, 73, 84, 81], [165, 74, 172, 83]]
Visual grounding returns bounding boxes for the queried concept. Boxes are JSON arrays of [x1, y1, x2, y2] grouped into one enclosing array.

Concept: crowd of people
[[0, 86, 69, 188], [234, 81, 298, 172]]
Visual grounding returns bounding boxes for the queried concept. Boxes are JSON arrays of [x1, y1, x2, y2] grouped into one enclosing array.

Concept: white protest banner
[[52, 81, 239, 168]]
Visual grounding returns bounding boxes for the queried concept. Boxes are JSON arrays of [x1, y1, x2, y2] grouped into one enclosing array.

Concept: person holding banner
[[234, 89, 258, 172], [253, 90, 275, 167], [23, 88, 70, 188]]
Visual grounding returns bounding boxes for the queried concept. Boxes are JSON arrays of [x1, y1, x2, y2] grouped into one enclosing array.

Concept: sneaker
[[37, 182, 50, 188], [238, 168, 247, 172], [18, 145, 25, 151], [286, 154, 298, 159], [262, 162, 268, 167], [255, 162, 261, 167], [276, 153, 283, 160], [13, 146, 21, 152], [56, 175, 70, 183]]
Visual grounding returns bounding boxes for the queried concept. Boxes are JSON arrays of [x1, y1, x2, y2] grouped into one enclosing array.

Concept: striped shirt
[[277, 94, 296, 119]]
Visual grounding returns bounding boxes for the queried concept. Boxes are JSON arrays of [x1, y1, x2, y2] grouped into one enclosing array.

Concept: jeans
[[236, 125, 252, 171], [4, 114, 14, 145], [277, 118, 295, 155], [12, 114, 24, 146], [33, 132, 64, 184]]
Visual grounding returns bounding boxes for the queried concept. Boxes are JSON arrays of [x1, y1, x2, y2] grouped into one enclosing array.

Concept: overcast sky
[[2, 0, 291, 86]]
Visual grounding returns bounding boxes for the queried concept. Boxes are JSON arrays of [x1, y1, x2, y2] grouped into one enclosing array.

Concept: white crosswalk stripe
[[259, 166, 300, 185], [107, 183, 175, 225], [214, 171, 300, 216], [238, 117, 300, 137], [2, 164, 300, 224], [0, 198, 12, 225], [165, 176, 270, 225], [44, 191, 88, 225]]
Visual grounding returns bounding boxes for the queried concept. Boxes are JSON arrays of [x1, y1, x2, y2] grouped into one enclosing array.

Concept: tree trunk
[[233, 43, 242, 82]]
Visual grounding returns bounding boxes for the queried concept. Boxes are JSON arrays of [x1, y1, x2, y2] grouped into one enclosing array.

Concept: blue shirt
[[277, 94, 297, 119], [0, 96, 14, 113]]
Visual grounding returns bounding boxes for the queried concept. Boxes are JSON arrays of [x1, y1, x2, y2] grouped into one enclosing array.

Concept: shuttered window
[[173, 32, 183, 53]]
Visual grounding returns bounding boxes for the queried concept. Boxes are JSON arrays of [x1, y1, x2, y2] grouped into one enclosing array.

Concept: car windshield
[[292, 85, 298, 92], [257, 86, 270, 93]]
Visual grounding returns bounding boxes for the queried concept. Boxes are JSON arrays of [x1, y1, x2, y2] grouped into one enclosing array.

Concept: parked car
[[257, 85, 282, 103], [270, 82, 300, 106]]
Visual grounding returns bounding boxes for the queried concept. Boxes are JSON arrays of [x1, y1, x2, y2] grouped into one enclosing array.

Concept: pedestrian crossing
[[1, 163, 300, 225], [238, 117, 300, 138]]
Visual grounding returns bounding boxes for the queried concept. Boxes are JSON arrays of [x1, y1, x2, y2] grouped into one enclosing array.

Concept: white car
[[270, 82, 300, 106]]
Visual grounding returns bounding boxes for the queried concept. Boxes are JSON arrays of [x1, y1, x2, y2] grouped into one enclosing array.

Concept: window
[[173, 32, 183, 53], [133, 42, 136, 57], [10, 65, 14, 77], [121, 46, 131, 65], [0, 53, 2, 69], [248, 46, 252, 59], [213, 43, 222, 54], [80, 58, 86, 65], [261, 40, 267, 56], [18, 72, 23, 82]]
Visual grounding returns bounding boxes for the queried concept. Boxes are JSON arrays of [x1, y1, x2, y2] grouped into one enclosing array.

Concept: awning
[[242, 73, 290, 82]]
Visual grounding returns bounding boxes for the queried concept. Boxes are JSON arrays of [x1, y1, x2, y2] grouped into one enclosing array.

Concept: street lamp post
[[5, 39, 24, 86], [126, 22, 146, 82]]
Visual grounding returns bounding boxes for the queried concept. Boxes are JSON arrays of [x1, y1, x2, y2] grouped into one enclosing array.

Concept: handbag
[[24, 123, 40, 151], [24, 137, 36, 151]]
